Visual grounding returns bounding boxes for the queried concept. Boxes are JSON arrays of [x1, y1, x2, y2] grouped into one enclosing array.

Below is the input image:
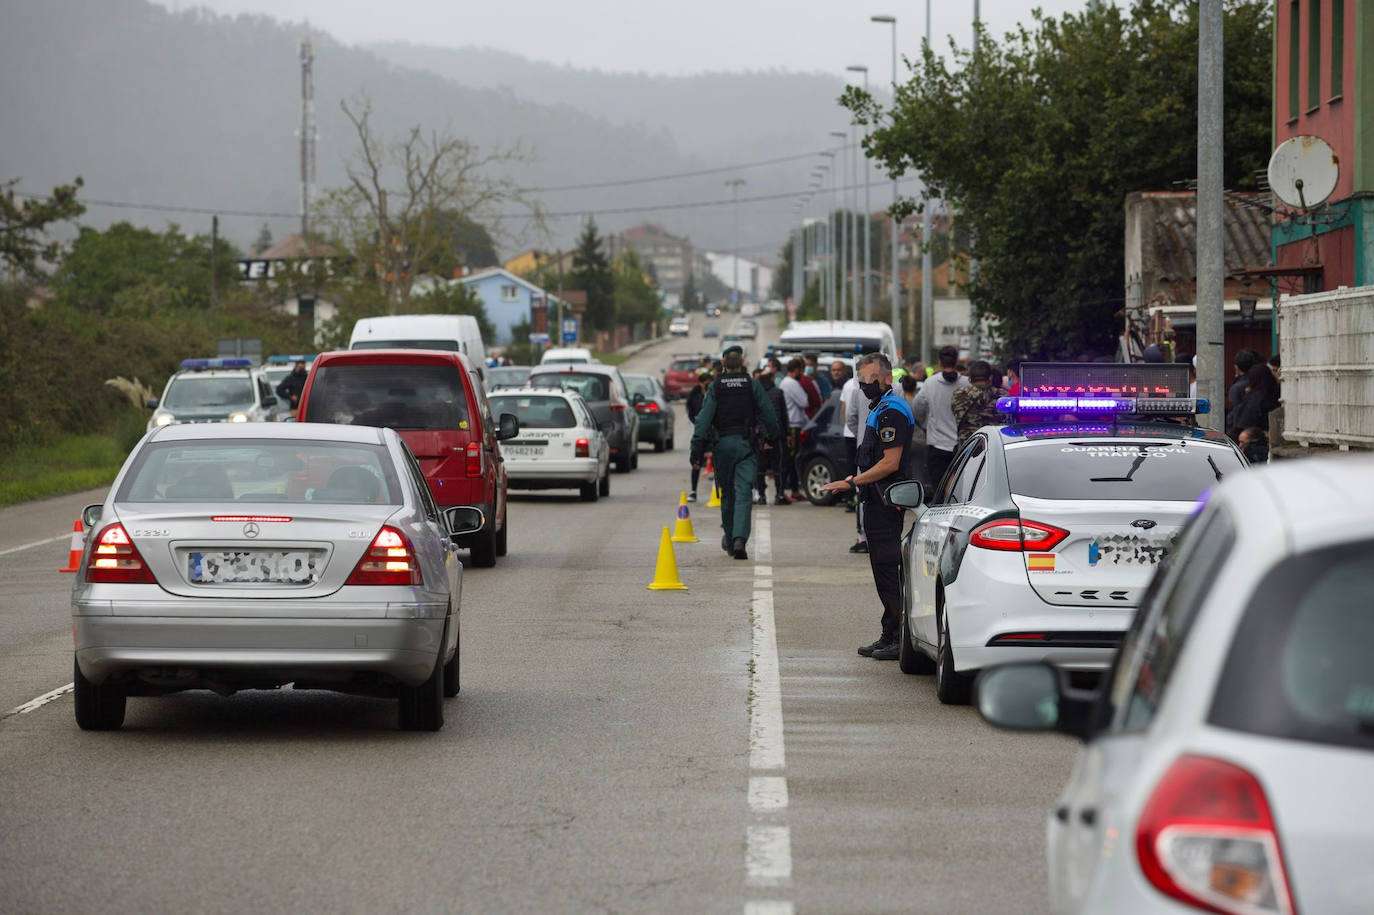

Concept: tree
[[421, 211, 500, 277], [51, 222, 240, 314], [1, 177, 84, 281], [844, 0, 1272, 357], [315, 97, 542, 309], [570, 218, 614, 330], [771, 238, 794, 301], [253, 222, 274, 255], [409, 280, 495, 341], [612, 250, 660, 327], [681, 270, 699, 312]]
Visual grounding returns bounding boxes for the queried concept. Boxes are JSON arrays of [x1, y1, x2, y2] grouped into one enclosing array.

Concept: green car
[[623, 373, 677, 453]]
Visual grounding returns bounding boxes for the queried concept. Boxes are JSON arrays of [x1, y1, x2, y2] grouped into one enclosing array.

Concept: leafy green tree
[[571, 218, 614, 330], [1, 177, 84, 281], [421, 211, 500, 277], [771, 238, 794, 301], [409, 280, 495, 341], [844, 0, 1272, 356], [51, 222, 240, 314], [681, 270, 699, 311], [253, 222, 274, 255], [612, 250, 659, 327]]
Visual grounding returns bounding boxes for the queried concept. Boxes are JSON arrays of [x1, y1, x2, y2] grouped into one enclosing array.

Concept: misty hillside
[[2, 0, 834, 258]]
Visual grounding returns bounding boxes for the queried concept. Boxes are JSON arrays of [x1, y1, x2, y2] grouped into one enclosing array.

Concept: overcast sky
[[156, 0, 1093, 77]]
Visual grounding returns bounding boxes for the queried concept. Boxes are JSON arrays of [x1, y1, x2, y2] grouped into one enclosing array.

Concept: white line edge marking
[[0, 533, 69, 559], [745, 825, 792, 885], [748, 776, 789, 812], [4, 683, 74, 720], [744, 903, 795, 915], [749, 588, 784, 770]]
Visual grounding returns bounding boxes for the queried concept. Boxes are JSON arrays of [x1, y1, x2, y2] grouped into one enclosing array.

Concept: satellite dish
[[1267, 135, 1339, 209]]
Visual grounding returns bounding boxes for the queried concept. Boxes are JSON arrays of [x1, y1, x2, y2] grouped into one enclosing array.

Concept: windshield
[[163, 376, 255, 410], [305, 364, 469, 430], [117, 439, 402, 504], [488, 394, 578, 429], [529, 372, 610, 402], [624, 376, 656, 398], [351, 339, 459, 351], [485, 367, 531, 389], [1005, 440, 1244, 501], [671, 360, 702, 372]]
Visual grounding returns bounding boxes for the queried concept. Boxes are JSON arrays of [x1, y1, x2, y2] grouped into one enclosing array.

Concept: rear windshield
[[1005, 440, 1243, 501], [1210, 540, 1374, 752], [530, 372, 609, 402], [163, 376, 255, 410], [118, 440, 402, 504], [671, 360, 702, 372], [306, 364, 469, 431], [625, 377, 656, 398], [488, 394, 578, 429], [352, 339, 459, 351], [485, 367, 531, 389]]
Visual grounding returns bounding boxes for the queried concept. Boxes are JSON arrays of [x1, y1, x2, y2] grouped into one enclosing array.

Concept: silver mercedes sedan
[[72, 422, 483, 732]]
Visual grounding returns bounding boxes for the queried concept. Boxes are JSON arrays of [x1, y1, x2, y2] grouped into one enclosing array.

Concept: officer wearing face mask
[[820, 352, 914, 660], [912, 345, 968, 489]]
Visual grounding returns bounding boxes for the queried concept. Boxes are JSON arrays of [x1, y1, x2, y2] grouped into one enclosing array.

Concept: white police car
[[146, 358, 283, 431], [887, 363, 1248, 704]]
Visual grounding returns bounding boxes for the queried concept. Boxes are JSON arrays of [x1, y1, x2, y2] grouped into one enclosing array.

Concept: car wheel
[[898, 607, 935, 675], [935, 610, 973, 705], [631, 451, 639, 470], [442, 617, 460, 697], [615, 453, 632, 473], [495, 514, 508, 557], [580, 479, 599, 502], [599, 469, 610, 497], [653, 434, 665, 453], [399, 641, 445, 731], [666, 433, 675, 451], [469, 526, 497, 568], [803, 456, 838, 506], [73, 656, 126, 731]]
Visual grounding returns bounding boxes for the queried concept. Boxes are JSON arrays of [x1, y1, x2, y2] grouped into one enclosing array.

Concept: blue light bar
[[998, 396, 1209, 417], [266, 354, 317, 363], [181, 357, 252, 370]]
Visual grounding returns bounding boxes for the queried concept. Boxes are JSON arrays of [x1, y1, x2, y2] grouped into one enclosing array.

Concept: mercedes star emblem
[[242, 522, 261, 538]]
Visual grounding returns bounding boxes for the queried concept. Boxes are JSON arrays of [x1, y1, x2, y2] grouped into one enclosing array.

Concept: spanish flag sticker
[[1027, 553, 1056, 572]]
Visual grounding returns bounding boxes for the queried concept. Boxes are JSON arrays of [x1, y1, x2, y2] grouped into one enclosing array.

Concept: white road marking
[[749, 589, 784, 771], [755, 519, 772, 563], [754, 579, 773, 590], [744, 904, 794, 915], [746, 825, 792, 886], [0, 533, 69, 559], [3, 683, 74, 720], [748, 776, 789, 812], [754, 564, 772, 578]]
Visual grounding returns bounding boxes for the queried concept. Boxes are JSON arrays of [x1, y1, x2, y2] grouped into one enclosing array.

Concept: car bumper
[[945, 550, 1131, 673], [506, 457, 601, 485], [636, 415, 664, 440]]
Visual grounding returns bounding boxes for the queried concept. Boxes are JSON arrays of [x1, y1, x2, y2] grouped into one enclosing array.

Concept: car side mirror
[[145, 398, 159, 410], [443, 506, 485, 538], [263, 395, 278, 407], [883, 480, 924, 509], [497, 413, 520, 441], [975, 662, 1099, 741], [81, 503, 104, 529]]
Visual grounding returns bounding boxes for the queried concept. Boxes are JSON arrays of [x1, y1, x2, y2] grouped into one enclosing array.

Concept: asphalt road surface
[[0, 314, 1074, 913]]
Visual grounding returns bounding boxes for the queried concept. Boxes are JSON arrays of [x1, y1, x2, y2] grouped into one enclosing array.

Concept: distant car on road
[[975, 455, 1374, 915], [702, 324, 720, 339], [483, 365, 532, 390], [705, 305, 721, 318], [349, 314, 487, 374], [669, 317, 691, 336], [739, 303, 760, 318], [663, 353, 710, 400], [736, 320, 758, 340], [528, 363, 640, 473], [487, 389, 610, 502], [623, 373, 677, 452], [146, 358, 283, 431], [540, 346, 596, 365], [71, 422, 483, 732]]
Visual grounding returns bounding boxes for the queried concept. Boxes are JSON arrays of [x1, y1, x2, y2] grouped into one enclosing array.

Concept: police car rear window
[[1004, 441, 1243, 501]]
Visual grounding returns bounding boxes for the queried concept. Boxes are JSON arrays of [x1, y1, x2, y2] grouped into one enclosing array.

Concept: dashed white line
[[746, 825, 793, 886], [0, 533, 69, 559], [744, 903, 795, 915], [748, 776, 789, 813], [3, 683, 74, 720], [749, 589, 785, 771]]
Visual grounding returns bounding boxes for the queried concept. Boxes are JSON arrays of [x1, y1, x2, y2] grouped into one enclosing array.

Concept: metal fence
[[1280, 286, 1374, 447]]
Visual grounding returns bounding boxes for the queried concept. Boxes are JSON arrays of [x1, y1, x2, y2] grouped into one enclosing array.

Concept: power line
[[525, 145, 859, 193]]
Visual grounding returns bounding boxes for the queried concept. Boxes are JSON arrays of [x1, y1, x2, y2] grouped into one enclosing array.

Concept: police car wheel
[[935, 611, 972, 705], [802, 457, 838, 506], [898, 607, 935, 676]]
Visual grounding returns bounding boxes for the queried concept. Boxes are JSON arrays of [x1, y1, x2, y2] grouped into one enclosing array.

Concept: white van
[[777, 320, 897, 362], [349, 314, 488, 371], [540, 346, 596, 365]]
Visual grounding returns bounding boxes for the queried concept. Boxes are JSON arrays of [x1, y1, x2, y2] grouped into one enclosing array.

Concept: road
[[0, 314, 1074, 914]]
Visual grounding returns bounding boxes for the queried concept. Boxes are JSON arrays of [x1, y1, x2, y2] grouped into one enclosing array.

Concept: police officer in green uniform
[[690, 343, 779, 560], [822, 352, 914, 659]]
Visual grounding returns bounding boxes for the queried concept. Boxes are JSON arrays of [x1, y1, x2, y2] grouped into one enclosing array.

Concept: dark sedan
[[623, 373, 677, 452], [794, 391, 930, 505], [528, 364, 640, 473]]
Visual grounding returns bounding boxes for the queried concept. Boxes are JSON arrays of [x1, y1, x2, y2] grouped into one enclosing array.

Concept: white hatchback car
[[487, 389, 610, 502], [975, 455, 1374, 915]]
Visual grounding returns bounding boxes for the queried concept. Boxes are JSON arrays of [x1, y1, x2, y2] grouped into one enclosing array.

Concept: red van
[[297, 350, 518, 566]]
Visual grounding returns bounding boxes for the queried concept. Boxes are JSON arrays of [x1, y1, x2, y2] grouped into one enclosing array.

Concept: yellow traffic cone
[[672, 492, 699, 543], [646, 526, 689, 591], [706, 485, 722, 507]]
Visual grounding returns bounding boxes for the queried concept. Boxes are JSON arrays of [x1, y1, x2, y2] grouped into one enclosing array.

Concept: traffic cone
[[646, 526, 688, 591], [671, 492, 699, 543], [58, 519, 84, 573], [704, 453, 715, 478], [706, 486, 722, 507]]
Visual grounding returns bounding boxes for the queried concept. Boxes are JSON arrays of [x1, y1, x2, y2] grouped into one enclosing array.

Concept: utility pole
[[848, 65, 872, 322], [829, 131, 848, 319], [726, 178, 745, 307], [849, 119, 859, 320], [1196, 0, 1225, 431], [210, 214, 219, 309], [298, 38, 316, 244], [871, 15, 901, 354], [966, 3, 980, 362], [922, 0, 935, 363]]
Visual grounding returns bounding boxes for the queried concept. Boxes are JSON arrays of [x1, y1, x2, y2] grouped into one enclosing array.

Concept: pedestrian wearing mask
[[912, 345, 968, 489], [761, 358, 791, 505], [685, 368, 713, 501], [778, 357, 810, 502], [820, 353, 914, 660], [690, 344, 780, 559], [805, 353, 832, 399]]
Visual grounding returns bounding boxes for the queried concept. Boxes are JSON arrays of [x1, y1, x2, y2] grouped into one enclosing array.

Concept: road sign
[[528, 332, 550, 345], [561, 319, 577, 343]]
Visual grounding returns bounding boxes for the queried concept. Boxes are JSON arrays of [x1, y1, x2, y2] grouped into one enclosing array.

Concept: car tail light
[[575, 437, 590, 458], [466, 441, 483, 477], [969, 518, 1069, 552], [86, 523, 156, 583], [1137, 755, 1296, 915], [635, 402, 660, 414], [346, 526, 422, 586], [610, 401, 627, 413], [799, 428, 811, 447]]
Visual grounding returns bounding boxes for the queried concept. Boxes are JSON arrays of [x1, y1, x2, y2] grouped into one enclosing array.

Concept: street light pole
[[848, 65, 872, 322], [818, 155, 835, 320], [829, 131, 848, 319], [922, 0, 934, 364], [871, 14, 901, 355], [725, 178, 746, 307], [1196, 0, 1225, 432]]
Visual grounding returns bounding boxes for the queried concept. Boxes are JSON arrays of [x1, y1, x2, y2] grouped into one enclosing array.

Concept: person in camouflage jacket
[[951, 360, 1007, 447]]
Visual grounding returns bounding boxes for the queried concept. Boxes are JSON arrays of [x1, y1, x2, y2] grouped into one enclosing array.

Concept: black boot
[[731, 538, 748, 560], [857, 638, 885, 657], [870, 638, 900, 661], [722, 534, 731, 552]]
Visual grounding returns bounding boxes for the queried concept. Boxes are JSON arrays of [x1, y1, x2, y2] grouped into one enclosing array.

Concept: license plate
[[503, 445, 545, 458], [189, 550, 320, 584], [1088, 537, 1170, 567]]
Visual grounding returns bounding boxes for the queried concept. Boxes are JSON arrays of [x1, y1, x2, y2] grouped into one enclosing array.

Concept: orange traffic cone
[[704, 453, 715, 478], [646, 526, 688, 591], [671, 492, 699, 543], [58, 519, 84, 573], [706, 485, 722, 508]]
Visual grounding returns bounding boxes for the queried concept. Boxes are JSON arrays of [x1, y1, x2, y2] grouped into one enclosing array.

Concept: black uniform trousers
[[862, 494, 905, 642]]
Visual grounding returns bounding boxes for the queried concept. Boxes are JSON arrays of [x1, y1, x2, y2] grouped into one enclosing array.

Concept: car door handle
[[1079, 807, 1098, 827], [1055, 805, 1070, 823]]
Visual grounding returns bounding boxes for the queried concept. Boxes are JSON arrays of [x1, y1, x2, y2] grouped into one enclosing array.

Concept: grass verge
[[0, 412, 143, 506]]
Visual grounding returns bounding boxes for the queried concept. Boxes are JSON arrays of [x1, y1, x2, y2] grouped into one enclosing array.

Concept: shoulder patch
[[880, 426, 897, 443]]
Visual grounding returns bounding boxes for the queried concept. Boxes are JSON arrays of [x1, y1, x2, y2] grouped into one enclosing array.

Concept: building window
[[1289, 1, 1301, 119], [1307, 0, 1322, 111], [500, 284, 519, 302], [1330, 0, 1344, 97]]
